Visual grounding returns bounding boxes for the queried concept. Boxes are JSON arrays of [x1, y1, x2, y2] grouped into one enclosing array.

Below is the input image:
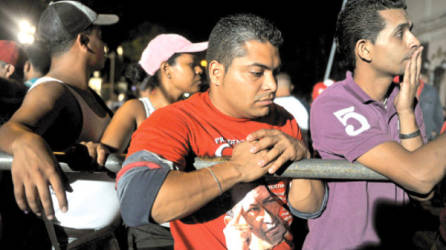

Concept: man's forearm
[[151, 162, 242, 223], [0, 121, 35, 154], [288, 179, 325, 215], [398, 111, 423, 151], [411, 134, 446, 191], [358, 134, 446, 195]]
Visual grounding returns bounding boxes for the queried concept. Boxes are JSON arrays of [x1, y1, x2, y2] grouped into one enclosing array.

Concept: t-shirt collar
[[203, 90, 251, 122]]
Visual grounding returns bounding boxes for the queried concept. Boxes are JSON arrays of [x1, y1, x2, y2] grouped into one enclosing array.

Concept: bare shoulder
[[122, 98, 145, 109], [118, 99, 145, 115], [116, 99, 145, 115], [26, 81, 69, 103], [113, 99, 147, 123], [10, 81, 75, 125]]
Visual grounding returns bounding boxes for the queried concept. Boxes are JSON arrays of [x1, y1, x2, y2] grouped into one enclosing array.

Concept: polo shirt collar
[[343, 71, 375, 104], [343, 71, 399, 108]]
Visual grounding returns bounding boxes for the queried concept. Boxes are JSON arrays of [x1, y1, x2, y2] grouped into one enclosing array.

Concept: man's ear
[[356, 39, 373, 62], [4, 64, 15, 78], [77, 34, 93, 53], [79, 34, 89, 46], [23, 61, 32, 74], [208, 60, 225, 86]]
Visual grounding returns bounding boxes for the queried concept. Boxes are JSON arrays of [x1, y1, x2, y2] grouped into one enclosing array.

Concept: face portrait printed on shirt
[[223, 185, 287, 249]]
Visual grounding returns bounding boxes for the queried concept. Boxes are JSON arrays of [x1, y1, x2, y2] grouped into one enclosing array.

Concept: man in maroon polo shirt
[[306, 0, 446, 249]]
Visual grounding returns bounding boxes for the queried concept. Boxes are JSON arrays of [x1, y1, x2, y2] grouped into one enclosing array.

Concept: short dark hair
[[336, 0, 407, 72], [206, 13, 283, 69], [24, 41, 50, 75]]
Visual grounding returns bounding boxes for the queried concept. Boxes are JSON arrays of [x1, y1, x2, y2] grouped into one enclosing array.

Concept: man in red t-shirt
[[116, 14, 327, 249]]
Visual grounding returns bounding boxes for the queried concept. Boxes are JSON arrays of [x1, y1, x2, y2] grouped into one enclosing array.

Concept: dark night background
[[0, 0, 345, 101]]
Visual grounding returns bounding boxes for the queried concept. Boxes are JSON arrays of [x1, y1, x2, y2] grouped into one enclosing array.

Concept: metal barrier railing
[[0, 151, 389, 181], [0, 150, 389, 250]]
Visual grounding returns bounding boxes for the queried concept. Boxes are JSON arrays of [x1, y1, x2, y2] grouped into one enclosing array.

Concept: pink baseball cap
[[139, 34, 208, 76]]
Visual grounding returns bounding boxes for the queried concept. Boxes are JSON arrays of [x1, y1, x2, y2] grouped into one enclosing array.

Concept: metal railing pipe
[[0, 151, 388, 181]]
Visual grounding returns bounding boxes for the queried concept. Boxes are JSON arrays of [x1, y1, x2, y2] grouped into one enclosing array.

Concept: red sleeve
[[291, 117, 303, 141], [127, 107, 190, 167]]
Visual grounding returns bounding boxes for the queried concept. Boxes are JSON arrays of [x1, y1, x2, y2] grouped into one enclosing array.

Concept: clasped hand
[[231, 129, 309, 182]]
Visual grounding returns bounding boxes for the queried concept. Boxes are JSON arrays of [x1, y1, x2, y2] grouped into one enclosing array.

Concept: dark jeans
[[127, 223, 174, 250]]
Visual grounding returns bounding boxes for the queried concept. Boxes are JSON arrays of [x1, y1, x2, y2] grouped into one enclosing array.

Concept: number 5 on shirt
[[334, 106, 371, 136]]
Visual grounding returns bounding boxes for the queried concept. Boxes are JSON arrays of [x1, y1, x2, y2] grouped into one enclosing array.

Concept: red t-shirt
[[127, 91, 302, 249]]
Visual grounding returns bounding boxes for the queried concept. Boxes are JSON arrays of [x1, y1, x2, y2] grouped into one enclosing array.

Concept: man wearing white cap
[[0, 1, 122, 248]]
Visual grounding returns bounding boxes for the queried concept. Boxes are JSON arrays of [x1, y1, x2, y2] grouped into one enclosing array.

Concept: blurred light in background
[[118, 93, 126, 102], [17, 19, 35, 44], [200, 59, 207, 68], [89, 71, 103, 96], [116, 45, 123, 57]]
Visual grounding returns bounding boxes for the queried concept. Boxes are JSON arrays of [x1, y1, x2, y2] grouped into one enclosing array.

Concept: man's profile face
[[86, 28, 106, 70], [370, 9, 420, 76], [215, 40, 281, 119], [240, 186, 286, 245]]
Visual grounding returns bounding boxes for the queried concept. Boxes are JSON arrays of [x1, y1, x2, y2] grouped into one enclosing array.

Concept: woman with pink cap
[[94, 33, 207, 249], [100, 33, 208, 154]]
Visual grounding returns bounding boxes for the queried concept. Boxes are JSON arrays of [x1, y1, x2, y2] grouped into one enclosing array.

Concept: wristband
[[206, 167, 223, 195], [399, 129, 420, 139]]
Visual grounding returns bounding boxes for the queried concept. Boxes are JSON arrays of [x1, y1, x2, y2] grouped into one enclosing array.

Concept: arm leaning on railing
[[0, 151, 388, 181]]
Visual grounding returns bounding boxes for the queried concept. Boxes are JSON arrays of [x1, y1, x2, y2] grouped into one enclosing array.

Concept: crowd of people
[[1, 0, 446, 249]]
